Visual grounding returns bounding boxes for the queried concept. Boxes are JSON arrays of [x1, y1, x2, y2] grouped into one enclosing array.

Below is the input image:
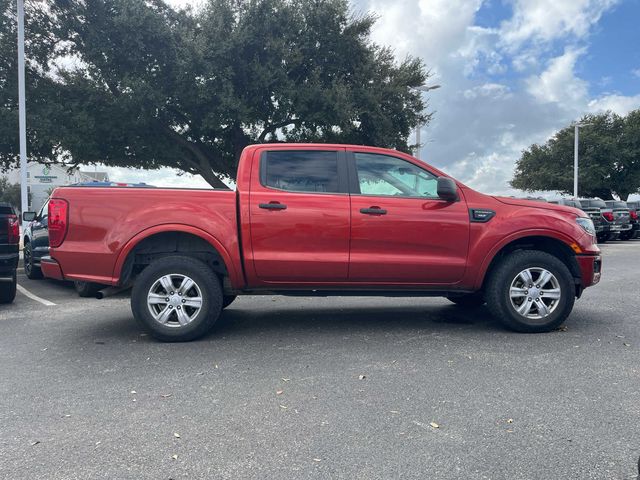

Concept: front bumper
[[576, 254, 602, 289], [40, 256, 64, 280]]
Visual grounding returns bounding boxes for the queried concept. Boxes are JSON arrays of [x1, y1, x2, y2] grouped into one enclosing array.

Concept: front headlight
[[576, 217, 596, 236]]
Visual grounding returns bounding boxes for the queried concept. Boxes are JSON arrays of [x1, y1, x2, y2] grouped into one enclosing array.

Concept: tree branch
[[258, 119, 302, 142]]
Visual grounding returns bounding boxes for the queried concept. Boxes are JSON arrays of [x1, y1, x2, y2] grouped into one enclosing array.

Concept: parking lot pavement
[[1, 242, 639, 480]]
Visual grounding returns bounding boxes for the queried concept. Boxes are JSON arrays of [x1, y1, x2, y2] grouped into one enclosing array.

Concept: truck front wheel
[[131, 256, 223, 342], [485, 250, 575, 333]]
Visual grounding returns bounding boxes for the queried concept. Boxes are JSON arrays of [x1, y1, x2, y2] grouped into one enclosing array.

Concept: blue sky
[[112, 0, 640, 198]]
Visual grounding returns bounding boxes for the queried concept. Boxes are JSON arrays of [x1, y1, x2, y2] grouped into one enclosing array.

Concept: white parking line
[[16, 284, 57, 306]]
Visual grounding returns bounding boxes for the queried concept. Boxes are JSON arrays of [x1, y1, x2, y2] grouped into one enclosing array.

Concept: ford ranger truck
[[40, 144, 602, 341]]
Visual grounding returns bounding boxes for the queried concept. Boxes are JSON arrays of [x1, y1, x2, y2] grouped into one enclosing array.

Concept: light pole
[[17, 0, 28, 213], [573, 123, 591, 199], [412, 84, 440, 160]]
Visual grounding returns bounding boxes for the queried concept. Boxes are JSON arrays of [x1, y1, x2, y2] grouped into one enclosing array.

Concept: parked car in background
[[576, 198, 609, 243], [549, 198, 582, 208], [0, 202, 19, 303], [40, 143, 602, 341], [625, 201, 639, 239], [22, 200, 48, 280], [604, 201, 633, 241]]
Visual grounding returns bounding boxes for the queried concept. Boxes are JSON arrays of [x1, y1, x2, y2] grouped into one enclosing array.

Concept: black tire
[[222, 295, 237, 309], [131, 255, 222, 342], [24, 242, 43, 279], [448, 292, 485, 307], [74, 281, 104, 298], [485, 250, 575, 333], [0, 271, 17, 304]]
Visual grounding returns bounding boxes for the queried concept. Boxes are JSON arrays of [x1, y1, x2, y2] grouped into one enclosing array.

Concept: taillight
[[602, 212, 614, 222], [7, 215, 19, 244], [48, 199, 68, 248], [631, 211, 638, 220]]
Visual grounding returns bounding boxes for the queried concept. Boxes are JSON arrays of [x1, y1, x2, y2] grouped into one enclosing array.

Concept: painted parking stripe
[[16, 284, 56, 306]]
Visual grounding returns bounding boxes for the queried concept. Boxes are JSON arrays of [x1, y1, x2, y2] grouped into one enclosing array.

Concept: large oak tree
[[511, 110, 640, 200], [0, 0, 431, 188]]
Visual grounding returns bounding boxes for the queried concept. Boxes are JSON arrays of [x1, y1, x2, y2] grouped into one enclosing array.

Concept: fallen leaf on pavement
[[313, 458, 321, 462], [276, 390, 283, 395], [30, 441, 40, 446], [171, 455, 178, 460], [507, 419, 513, 424], [174, 433, 181, 438], [430, 422, 439, 429], [358, 375, 366, 380], [281, 378, 290, 382], [623, 343, 630, 347], [160, 394, 172, 398], [279, 405, 288, 409], [130, 390, 137, 394]]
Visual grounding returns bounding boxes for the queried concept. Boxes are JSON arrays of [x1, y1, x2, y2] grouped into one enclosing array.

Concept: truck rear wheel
[[485, 250, 575, 333], [131, 255, 222, 342]]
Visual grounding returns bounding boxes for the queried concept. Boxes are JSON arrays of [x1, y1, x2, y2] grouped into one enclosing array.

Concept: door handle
[[360, 207, 387, 215], [259, 202, 287, 210]]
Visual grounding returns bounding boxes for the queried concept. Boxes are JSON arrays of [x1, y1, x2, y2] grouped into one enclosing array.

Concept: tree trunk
[[164, 127, 230, 189], [198, 168, 230, 189]]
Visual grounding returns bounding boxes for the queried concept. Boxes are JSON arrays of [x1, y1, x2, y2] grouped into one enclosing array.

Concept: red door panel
[[249, 148, 350, 283], [349, 197, 469, 283], [250, 191, 350, 281], [348, 151, 470, 284]]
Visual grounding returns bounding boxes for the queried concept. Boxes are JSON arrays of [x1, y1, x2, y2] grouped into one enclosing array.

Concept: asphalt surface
[[1, 241, 639, 480]]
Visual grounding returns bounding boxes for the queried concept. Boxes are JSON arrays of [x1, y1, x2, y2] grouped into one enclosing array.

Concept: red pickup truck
[[41, 144, 601, 341]]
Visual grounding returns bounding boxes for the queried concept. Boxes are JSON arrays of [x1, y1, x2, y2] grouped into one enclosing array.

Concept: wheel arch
[[477, 233, 582, 295], [113, 225, 242, 289]]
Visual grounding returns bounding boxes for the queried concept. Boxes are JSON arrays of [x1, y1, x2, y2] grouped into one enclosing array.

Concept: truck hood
[[493, 196, 584, 217]]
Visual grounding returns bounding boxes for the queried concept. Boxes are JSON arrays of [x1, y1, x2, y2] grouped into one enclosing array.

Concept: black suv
[[0, 202, 19, 303], [624, 201, 639, 239], [604, 201, 633, 241], [577, 198, 609, 243]]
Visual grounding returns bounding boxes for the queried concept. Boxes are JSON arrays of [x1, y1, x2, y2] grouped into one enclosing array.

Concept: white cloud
[[500, 0, 618, 48], [588, 94, 640, 115], [632, 68, 640, 78], [525, 48, 589, 106]]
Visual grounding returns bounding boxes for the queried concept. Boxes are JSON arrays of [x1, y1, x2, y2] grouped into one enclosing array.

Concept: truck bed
[[50, 186, 240, 285]]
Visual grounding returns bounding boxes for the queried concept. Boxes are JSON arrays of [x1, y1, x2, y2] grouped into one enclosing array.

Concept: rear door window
[[261, 151, 343, 193]]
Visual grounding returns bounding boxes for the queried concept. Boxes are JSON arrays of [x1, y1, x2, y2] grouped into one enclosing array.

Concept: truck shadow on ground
[[74, 301, 509, 345]]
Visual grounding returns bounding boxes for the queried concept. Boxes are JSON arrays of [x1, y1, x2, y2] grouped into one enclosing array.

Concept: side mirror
[[437, 177, 458, 202], [22, 212, 36, 222]]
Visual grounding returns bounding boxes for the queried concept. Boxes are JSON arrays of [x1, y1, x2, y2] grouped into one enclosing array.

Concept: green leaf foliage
[[511, 110, 640, 200], [0, 0, 431, 188]]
